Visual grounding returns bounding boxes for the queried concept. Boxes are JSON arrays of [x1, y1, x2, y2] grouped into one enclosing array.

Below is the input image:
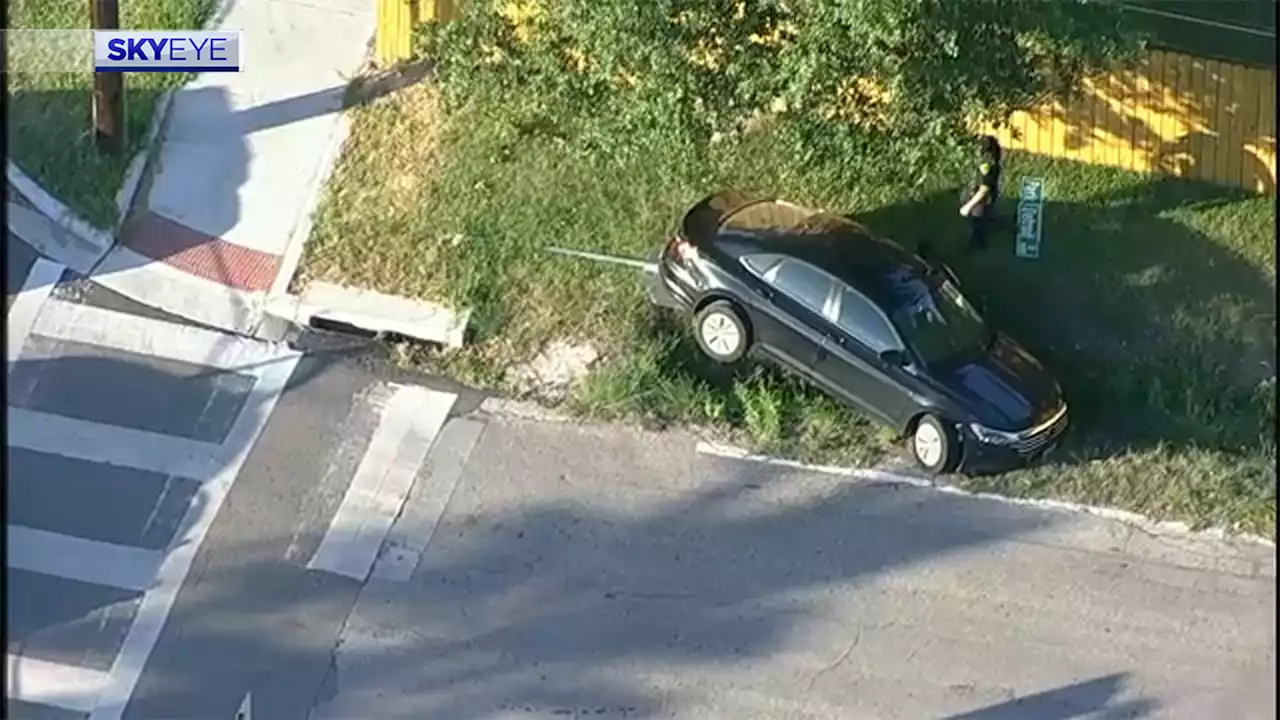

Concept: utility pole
[[90, 0, 124, 153]]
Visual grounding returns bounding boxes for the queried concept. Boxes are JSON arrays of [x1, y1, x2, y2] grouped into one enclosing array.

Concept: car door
[[815, 285, 913, 427], [738, 255, 836, 380]]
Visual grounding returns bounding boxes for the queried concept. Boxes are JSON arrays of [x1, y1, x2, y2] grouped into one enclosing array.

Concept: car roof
[[711, 199, 931, 310]]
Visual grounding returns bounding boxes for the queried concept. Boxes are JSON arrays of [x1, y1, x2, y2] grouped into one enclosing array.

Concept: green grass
[[7, 0, 215, 227], [304, 82, 1277, 537]]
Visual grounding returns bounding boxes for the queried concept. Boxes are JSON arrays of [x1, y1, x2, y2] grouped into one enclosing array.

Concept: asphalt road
[[306, 415, 1277, 720], [6, 233, 1277, 719], [6, 235, 485, 719], [6, 237, 302, 720]]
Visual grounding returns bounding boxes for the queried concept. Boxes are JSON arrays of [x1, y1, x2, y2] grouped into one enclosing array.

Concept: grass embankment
[[8, 0, 215, 227], [303, 82, 1276, 536]]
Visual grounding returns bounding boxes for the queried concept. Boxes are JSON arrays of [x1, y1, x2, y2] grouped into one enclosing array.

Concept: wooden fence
[[988, 49, 1276, 195], [373, 7, 1276, 194], [375, 0, 458, 66]]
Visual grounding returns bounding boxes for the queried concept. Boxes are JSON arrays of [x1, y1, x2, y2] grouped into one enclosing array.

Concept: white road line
[[88, 351, 301, 720], [695, 440, 932, 486], [7, 525, 162, 593], [7, 257, 64, 366], [309, 385, 457, 582], [694, 441, 1277, 547], [6, 653, 111, 713], [371, 417, 485, 582], [29, 296, 297, 372], [8, 407, 226, 483]]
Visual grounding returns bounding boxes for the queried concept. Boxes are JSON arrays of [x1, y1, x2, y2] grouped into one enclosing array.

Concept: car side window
[[832, 288, 901, 353], [765, 259, 836, 315], [740, 253, 784, 277]]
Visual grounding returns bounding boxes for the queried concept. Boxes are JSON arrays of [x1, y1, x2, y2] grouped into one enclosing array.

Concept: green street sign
[[1015, 177, 1045, 259]]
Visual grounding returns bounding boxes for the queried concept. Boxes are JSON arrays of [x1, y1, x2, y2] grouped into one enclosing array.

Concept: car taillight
[[668, 235, 698, 264]]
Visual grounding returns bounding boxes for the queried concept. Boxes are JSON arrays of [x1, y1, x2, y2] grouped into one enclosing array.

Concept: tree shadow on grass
[[856, 174, 1275, 470], [8, 59, 436, 291], [7, 82, 169, 227]]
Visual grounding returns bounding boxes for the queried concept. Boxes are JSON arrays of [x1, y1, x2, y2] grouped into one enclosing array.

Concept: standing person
[[959, 135, 1002, 251]]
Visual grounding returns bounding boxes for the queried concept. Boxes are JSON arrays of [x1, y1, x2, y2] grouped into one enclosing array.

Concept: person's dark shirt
[[968, 154, 1001, 217]]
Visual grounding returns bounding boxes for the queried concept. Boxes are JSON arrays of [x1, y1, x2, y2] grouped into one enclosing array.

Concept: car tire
[[693, 300, 750, 364], [909, 414, 959, 475]]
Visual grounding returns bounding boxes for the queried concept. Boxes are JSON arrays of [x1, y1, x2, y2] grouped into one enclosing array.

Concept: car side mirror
[[880, 349, 908, 367]]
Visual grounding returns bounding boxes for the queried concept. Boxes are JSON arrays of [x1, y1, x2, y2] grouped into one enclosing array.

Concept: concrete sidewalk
[[8, 0, 470, 344], [99, 0, 376, 334]]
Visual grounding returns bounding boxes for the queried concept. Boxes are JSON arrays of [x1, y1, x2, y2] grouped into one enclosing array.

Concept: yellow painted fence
[[990, 49, 1276, 195], [373, 4, 1276, 195], [375, 0, 458, 66]]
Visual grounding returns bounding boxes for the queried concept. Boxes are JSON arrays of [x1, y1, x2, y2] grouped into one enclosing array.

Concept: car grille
[[1010, 409, 1068, 456]]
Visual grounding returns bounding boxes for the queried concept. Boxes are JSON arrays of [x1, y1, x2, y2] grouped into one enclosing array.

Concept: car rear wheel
[[694, 300, 750, 364], [910, 414, 959, 475]]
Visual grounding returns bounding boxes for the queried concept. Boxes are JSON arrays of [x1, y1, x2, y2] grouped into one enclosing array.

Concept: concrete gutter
[[263, 282, 471, 349]]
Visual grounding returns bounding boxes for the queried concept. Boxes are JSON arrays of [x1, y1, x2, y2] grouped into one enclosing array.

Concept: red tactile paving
[[120, 210, 281, 293]]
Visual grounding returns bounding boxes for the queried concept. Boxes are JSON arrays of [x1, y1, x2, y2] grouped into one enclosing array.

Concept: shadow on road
[[945, 673, 1157, 719], [117, 413, 1105, 719], [4, 333, 356, 717], [10, 334, 1263, 719]]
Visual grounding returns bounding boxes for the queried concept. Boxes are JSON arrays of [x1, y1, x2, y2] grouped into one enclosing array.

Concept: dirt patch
[[509, 340, 601, 401]]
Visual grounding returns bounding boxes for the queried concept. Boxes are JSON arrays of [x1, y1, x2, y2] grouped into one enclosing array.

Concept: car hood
[[932, 334, 1063, 431]]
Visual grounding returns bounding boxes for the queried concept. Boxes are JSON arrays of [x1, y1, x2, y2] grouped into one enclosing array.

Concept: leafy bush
[[417, 0, 1143, 179]]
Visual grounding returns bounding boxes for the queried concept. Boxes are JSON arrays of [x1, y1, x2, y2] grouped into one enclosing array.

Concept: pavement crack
[[806, 628, 863, 692], [904, 636, 934, 664]]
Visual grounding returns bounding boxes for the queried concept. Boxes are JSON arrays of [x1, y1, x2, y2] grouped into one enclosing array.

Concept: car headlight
[[968, 423, 1020, 446]]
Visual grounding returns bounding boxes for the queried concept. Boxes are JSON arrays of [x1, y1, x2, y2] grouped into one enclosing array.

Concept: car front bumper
[[958, 414, 1069, 475]]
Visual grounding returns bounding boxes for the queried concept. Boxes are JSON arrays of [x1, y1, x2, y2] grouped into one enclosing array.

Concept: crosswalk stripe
[[29, 296, 300, 372], [371, 417, 485, 582], [8, 257, 65, 366], [7, 525, 162, 592], [8, 407, 225, 483], [308, 384, 457, 582], [87, 353, 301, 720], [6, 653, 110, 713]]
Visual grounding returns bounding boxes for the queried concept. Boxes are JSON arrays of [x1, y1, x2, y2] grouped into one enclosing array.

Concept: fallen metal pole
[[545, 246, 657, 273]]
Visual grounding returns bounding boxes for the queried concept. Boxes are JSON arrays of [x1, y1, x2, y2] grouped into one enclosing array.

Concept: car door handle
[[816, 333, 840, 361], [754, 286, 775, 300]]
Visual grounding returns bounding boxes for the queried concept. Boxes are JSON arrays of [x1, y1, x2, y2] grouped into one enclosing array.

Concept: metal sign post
[[1015, 177, 1045, 259]]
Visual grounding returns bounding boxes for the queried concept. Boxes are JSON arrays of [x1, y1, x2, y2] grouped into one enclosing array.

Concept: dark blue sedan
[[648, 190, 1068, 475]]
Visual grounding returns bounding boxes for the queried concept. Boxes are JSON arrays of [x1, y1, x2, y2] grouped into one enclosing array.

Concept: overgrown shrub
[[416, 0, 1143, 180]]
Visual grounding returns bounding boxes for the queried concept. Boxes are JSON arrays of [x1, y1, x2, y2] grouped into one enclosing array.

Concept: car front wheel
[[910, 414, 959, 475], [693, 300, 750, 364]]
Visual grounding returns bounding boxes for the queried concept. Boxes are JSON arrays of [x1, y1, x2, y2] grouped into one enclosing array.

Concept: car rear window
[[720, 201, 815, 234]]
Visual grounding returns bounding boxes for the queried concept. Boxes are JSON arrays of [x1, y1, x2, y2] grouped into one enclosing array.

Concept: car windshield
[[888, 268, 989, 366]]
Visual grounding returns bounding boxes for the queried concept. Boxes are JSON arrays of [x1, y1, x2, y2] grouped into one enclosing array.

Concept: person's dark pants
[[968, 213, 988, 250]]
